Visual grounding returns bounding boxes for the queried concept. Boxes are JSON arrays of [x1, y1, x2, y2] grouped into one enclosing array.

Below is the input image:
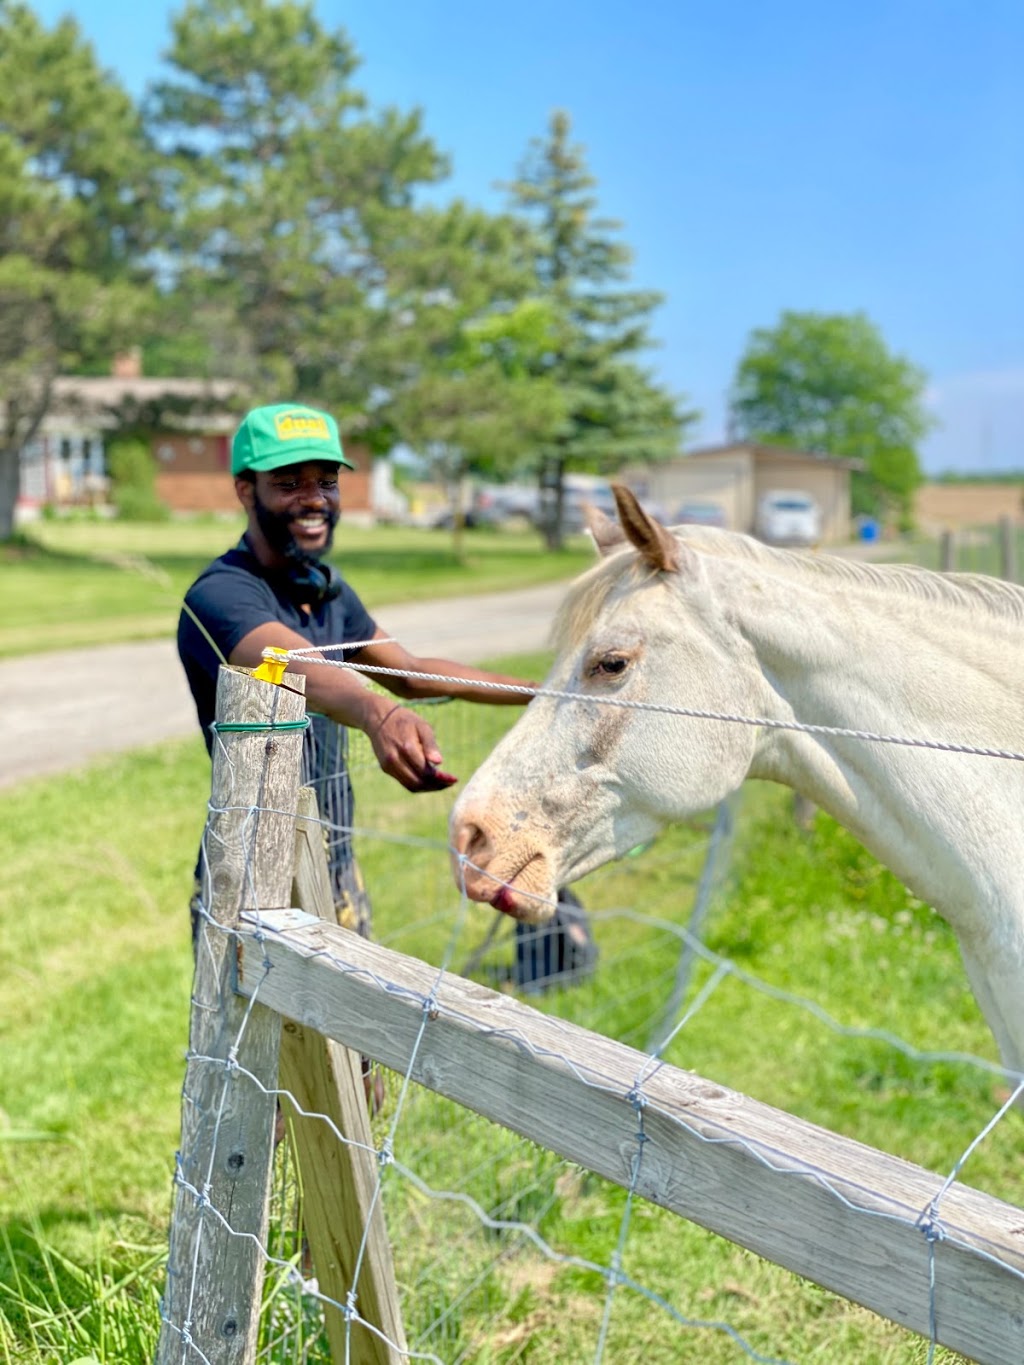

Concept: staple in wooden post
[[157, 664, 306, 1365], [278, 785, 407, 1364]]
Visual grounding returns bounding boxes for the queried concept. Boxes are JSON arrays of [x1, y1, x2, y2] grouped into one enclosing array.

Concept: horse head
[[449, 487, 765, 920]]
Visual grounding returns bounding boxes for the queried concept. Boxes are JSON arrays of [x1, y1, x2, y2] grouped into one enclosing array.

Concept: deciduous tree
[[0, 2, 155, 539], [728, 310, 931, 524], [389, 284, 566, 555]]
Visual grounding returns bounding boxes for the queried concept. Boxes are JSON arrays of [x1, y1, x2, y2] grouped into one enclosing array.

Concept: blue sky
[[34, 0, 1024, 473]]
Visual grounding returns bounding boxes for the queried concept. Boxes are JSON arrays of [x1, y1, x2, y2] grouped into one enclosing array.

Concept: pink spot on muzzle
[[490, 884, 520, 917]]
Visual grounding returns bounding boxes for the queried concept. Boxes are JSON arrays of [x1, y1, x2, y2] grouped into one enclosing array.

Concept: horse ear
[[585, 503, 627, 557], [611, 484, 682, 573]]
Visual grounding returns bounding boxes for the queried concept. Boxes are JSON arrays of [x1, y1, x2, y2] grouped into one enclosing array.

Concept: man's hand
[[369, 704, 458, 793]]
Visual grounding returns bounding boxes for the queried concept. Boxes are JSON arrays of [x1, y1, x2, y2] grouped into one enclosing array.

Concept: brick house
[[17, 352, 380, 518], [149, 424, 375, 516]]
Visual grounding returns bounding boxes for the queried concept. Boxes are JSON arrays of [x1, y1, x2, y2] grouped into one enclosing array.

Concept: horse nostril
[[455, 821, 490, 865]]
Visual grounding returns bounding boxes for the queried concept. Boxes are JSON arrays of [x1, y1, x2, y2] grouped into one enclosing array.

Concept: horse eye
[[590, 655, 628, 677]]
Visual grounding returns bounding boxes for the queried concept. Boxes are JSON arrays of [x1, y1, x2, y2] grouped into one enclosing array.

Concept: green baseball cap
[[231, 403, 354, 475]]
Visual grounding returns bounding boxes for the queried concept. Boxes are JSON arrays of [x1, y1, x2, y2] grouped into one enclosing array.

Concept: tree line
[[0, 0, 930, 543]]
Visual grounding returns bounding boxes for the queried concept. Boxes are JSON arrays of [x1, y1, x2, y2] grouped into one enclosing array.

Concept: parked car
[[431, 483, 540, 530], [530, 479, 618, 535], [674, 499, 727, 528], [561, 481, 618, 533], [476, 484, 540, 525], [755, 490, 821, 546], [430, 506, 490, 530]]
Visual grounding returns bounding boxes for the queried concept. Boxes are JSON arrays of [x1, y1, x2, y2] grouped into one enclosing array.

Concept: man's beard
[[253, 490, 338, 571]]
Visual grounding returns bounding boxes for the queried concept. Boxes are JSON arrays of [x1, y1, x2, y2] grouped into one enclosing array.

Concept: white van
[[755, 490, 821, 546]]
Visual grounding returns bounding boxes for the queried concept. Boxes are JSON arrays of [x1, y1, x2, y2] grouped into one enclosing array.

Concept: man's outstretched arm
[[353, 632, 539, 707], [228, 622, 451, 792]]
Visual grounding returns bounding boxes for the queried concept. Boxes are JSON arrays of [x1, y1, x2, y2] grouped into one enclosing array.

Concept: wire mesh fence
[[161, 676, 1024, 1365]]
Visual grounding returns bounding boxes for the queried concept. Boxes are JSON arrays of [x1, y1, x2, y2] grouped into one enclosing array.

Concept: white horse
[[450, 487, 1024, 1086]]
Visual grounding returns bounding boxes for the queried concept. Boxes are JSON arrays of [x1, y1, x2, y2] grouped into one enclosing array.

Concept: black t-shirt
[[177, 540, 377, 749], [177, 541, 378, 885]]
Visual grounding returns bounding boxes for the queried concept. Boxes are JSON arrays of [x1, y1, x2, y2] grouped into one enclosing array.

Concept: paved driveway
[[0, 535, 901, 790], [0, 582, 570, 788]]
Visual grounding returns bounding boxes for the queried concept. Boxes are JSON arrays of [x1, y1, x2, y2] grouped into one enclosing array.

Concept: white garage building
[[623, 442, 861, 545]]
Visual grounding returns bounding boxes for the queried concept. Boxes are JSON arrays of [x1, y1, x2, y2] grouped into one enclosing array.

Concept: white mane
[[673, 525, 1024, 624], [556, 527, 1024, 649]]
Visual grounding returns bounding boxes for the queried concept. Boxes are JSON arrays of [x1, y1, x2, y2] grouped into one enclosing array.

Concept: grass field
[[0, 656, 1017, 1364], [1, 518, 594, 659]]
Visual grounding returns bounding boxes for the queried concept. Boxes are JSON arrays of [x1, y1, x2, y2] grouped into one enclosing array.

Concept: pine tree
[[505, 110, 693, 548]]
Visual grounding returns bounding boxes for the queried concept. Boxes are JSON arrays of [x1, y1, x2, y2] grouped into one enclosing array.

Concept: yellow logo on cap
[[274, 410, 330, 442]]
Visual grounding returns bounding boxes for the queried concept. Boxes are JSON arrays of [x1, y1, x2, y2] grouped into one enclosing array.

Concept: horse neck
[[717, 555, 1024, 912], [723, 556, 1018, 740]]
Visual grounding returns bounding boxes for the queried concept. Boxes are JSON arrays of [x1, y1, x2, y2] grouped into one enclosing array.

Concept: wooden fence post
[[998, 516, 1018, 582], [157, 665, 306, 1365], [278, 787, 407, 1364], [939, 528, 955, 572]]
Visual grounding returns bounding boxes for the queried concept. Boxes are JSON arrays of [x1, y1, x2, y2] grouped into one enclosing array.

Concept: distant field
[[1, 518, 593, 660]]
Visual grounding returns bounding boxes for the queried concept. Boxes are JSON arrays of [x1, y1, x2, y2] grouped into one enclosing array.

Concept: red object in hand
[[418, 761, 459, 792]]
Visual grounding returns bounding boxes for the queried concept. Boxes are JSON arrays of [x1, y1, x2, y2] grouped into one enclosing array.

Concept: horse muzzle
[[449, 809, 558, 923]]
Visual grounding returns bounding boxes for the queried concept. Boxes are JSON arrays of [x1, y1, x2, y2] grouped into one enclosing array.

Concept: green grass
[[1, 519, 593, 660], [0, 659, 1017, 1363]]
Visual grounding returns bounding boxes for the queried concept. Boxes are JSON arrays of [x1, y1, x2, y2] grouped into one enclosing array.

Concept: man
[[177, 401, 540, 944]]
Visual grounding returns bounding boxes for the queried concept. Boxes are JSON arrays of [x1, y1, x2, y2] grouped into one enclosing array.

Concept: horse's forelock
[[553, 549, 659, 652]]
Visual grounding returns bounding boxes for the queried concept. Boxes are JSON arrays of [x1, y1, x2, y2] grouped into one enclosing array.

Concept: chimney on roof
[[112, 347, 142, 379]]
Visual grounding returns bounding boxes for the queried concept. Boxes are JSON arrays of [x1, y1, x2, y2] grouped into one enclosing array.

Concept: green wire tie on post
[[209, 648, 310, 735], [210, 718, 311, 734]]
